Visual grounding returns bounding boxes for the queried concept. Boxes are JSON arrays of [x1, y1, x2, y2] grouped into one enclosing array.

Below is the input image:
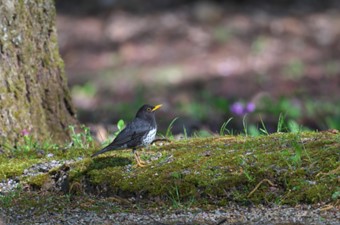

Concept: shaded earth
[[56, 0, 340, 134]]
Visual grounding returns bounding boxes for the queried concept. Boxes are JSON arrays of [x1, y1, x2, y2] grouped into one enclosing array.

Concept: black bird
[[91, 104, 162, 167]]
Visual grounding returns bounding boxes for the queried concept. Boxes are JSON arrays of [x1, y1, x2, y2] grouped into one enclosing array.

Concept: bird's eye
[[147, 107, 152, 111]]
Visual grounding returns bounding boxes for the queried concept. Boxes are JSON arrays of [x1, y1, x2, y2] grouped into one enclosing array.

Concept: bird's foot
[[139, 158, 147, 164], [134, 161, 147, 168], [134, 153, 147, 168]]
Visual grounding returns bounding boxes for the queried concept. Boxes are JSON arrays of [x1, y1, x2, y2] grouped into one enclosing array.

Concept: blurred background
[[55, 0, 340, 137]]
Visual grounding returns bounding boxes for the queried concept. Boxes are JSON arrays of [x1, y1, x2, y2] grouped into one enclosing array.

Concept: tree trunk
[[0, 0, 77, 147]]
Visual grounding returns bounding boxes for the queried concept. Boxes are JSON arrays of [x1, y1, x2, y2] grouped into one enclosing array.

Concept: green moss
[[0, 158, 41, 180], [0, 131, 339, 211], [55, 131, 338, 207], [27, 173, 51, 188]]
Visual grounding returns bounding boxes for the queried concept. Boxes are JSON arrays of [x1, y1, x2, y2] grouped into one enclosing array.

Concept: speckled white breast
[[142, 128, 157, 146]]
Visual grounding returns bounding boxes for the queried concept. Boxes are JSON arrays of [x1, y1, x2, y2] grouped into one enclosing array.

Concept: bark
[[0, 0, 77, 147]]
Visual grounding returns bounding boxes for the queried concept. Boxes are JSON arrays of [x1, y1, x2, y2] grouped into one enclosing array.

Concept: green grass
[[69, 125, 95, 149], [219, 117, 233, 136], [165, 117, 179, 138], [0, 125, 97, 180]]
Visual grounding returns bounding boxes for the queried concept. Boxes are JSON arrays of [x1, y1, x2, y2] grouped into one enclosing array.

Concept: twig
[[107, 196, 131, 205], [248, 179, 276, 197], [316, 165, 340, 178], [319, 204, 334, 211], [151, 138, 172, 144]]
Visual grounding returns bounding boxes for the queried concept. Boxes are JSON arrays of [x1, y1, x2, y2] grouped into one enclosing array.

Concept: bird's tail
[[91, 145, 118, 158]]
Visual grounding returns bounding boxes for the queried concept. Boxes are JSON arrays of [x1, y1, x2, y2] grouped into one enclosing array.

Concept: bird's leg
[[134, 153, 146, 167], [133, 149, 146, 167], [135, 151, 146, 164]]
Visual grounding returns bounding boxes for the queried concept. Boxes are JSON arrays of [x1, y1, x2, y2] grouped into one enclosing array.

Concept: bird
[[91, 104, 162, 167]]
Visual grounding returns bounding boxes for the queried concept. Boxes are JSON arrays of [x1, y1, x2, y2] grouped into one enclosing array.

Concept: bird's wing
[[91, 118, 152, 158], [109, 118, 151, 148]]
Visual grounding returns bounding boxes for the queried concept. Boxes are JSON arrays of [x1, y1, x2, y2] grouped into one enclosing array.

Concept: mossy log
[[1, 132, 337, 207]]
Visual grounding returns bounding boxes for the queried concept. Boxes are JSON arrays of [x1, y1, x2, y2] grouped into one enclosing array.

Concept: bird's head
[[136, 104, 162, 120]]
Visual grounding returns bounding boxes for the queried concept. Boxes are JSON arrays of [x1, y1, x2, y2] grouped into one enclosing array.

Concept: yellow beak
[[152, 104, 162, 112]]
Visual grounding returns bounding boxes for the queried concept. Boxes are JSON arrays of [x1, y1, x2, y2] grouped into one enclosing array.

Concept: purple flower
[[21, 129, 30, 136], [230, 102, 245, 116], [246, 102, 256, 113], [230, 101, 256, 116]]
